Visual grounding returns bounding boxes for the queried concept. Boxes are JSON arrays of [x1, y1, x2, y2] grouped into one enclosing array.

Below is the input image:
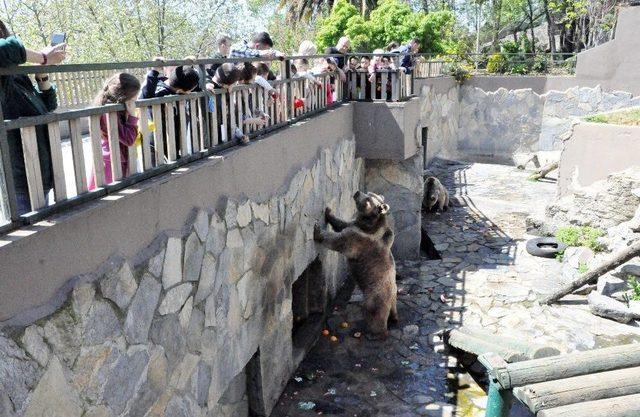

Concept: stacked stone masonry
[[418, 80, 640, 165], [0, 139, 364, 417]]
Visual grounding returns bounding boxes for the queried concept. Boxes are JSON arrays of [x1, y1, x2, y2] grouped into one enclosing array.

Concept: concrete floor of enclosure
[[270, 160, 640, 417]]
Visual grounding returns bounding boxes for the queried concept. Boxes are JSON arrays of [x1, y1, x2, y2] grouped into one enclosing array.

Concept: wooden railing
[[0, 56, 351, 231], [345, 69, 413, 101]]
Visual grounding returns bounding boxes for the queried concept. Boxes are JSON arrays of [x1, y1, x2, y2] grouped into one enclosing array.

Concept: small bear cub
[[423, 176, 450, 212], [314, 191, 398, 338]]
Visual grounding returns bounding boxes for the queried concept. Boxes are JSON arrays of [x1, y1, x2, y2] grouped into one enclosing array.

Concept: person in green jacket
[[0, 19, 66, 215]]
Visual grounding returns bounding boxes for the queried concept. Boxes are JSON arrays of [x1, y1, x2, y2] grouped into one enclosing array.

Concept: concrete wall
[[575, 7, 640, 96], [558, 121, 640, 196], [353, 98, 421, 161], [0, 105, 365, 417]]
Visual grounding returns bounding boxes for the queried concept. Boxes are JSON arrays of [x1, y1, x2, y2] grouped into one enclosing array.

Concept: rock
[[226, 228, 243, 249], [43, 308, 81, 366], [403, 324, 420, 337], [237, 201, 252, 228], [147, 248, 165, 279], [597, 275, 627, 297], [83, 300, 122, 345], [251, 201, 270, 224], [163, 237, 183, 289], [588, 292, 639, 323], [100, 261, 138, 310], [179, 297, 193, 329], [20, 326, 49, 367], [23, 357, 82, 417], [620, 264, 640, 278], [563, 246, 594, 269], [125, 274, 162, 344], [205, 213, 226, 257], [630, 300, 640, 316], [169, 353, 200, 391], [418, 402, 455, 417], [150, 315, 186, 365], [573, 283, 596, 296], [0, 335, 42, 415], [191, 361, 212, 407], [194, 254, 217, 304], [193, 210, 209, 242], [159, 283, 193, 315], [103, 348, 149, 415], [183, 232, 205, 282], [84, 406, 113, 417]]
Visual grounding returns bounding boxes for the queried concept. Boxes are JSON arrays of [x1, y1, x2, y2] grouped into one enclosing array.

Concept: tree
[[1, 0, 266, 62], [316, 0, 466, 54]]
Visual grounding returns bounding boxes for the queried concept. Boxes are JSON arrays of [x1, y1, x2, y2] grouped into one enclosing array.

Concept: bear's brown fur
[[314, 191, 397, 338]]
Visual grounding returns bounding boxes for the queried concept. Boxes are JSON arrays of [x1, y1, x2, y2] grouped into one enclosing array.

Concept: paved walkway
[[271, 160, 640, 417]]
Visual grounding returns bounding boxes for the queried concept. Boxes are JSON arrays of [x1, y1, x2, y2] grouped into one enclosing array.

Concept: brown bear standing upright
[[314, 191, 398, 338]]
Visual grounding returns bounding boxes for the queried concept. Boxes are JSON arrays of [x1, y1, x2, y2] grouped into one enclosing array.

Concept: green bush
[[443, 62, 472, 84], [532, 55, 548, 73], [628, 276, 640, 301], [509, 63, 529, 75], [555, 226, 605, 252], [487, 53, 507, 73]]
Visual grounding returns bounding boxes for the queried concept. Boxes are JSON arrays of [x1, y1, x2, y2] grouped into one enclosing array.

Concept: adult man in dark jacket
[[0, 21, 66, 214], [391, 38, 421, 74]]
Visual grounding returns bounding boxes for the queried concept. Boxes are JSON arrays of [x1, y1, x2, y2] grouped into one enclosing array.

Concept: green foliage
[[584, 109, 640, 126], [628, 276, 640, 301], [532, 55, 548, 73], [316, 0, 464, 54], [555, 226, 605, 252], [577, 263, 588, 274], [2, 0, 263, 63], [486, 53, 506, 73], [315, 0, 360, 51], [442, 61, 471, 84]]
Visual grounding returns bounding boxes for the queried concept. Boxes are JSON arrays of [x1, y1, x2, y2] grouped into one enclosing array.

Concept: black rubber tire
[[526, 237, 568, 258]]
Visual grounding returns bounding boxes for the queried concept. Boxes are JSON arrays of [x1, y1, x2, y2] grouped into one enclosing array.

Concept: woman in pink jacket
[[89, 73, 140, 189]]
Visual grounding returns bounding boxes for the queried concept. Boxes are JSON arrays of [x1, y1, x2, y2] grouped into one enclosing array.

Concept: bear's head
[[425, 177, 440, 209], [353, 191, 390, 218]]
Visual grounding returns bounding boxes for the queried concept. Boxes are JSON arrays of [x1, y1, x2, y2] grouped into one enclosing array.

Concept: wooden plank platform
[[513, 366, 640, 413], [537, 393, 640, 417]]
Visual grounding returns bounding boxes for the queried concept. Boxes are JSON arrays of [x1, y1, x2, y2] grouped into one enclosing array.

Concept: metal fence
[[413, 52, 578, 77], [0, 55, 353, 232]]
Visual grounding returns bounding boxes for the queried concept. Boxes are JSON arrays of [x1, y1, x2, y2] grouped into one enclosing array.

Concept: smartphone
[[51, 32, 66, 46]]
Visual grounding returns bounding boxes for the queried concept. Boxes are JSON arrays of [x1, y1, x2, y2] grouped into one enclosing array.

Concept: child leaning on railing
[[88, 73, 140, 190]]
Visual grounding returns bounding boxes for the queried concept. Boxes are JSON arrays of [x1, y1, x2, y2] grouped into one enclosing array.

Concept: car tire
[[526, 237, 567, 258]]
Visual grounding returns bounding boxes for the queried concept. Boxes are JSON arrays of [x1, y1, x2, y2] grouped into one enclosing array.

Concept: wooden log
[[151, 105, 165, 165], [540, 240, 640, 304], [529, 161, 558, 181], [88, 115, 106, 188], [513, 366, 640, 413], [537, 393, 640, 417], [69, 118, 87, 194], [498, 343, 640, 389], [106, 112, 122, 181], [447, 329, 529, 363], [455, 327, 559, 359]]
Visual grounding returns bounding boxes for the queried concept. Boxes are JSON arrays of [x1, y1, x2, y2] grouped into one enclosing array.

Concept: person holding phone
[[0, 19, 67, 214]]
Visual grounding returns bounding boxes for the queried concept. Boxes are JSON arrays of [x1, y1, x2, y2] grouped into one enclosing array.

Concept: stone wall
[[0, 139, 363, 417], [417, 78, 459, 166], [365, 152, 424, 260], [416, 79, 640, 164]]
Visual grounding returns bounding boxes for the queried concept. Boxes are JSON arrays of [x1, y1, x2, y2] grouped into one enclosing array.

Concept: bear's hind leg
[[364, 297, 391, 339]]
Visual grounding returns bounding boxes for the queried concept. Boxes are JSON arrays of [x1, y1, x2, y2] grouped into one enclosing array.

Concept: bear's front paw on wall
[[313, 224, 323, 242], [324, 207, 333, 223]]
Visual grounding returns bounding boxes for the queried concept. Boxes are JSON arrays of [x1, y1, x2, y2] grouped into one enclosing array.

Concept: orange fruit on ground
[[330, 335, 338, 343], [340, 322, 349, 328], [322, 329, 330, 337]]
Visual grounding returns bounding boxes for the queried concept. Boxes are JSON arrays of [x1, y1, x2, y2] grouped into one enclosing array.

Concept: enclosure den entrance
[[291, 257, 327, 365]]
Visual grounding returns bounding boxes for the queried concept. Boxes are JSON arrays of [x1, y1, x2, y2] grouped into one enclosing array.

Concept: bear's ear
[[379, 203, 390, 215]]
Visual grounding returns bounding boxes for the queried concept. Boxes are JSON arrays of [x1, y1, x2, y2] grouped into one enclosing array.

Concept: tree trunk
[[526, 0, 536, 54], [540, 240, 640, 304], [542, 0, 556, 53], [422, 0, 428, 13]]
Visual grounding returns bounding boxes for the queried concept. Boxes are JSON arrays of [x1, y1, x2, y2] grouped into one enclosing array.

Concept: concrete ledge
[[558, 121, 640, 196], [353, 97, 421, 161], [0, 104, 354, 323]]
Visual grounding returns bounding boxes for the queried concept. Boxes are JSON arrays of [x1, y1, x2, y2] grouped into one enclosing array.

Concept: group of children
[[88, 34, 419, 189]]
